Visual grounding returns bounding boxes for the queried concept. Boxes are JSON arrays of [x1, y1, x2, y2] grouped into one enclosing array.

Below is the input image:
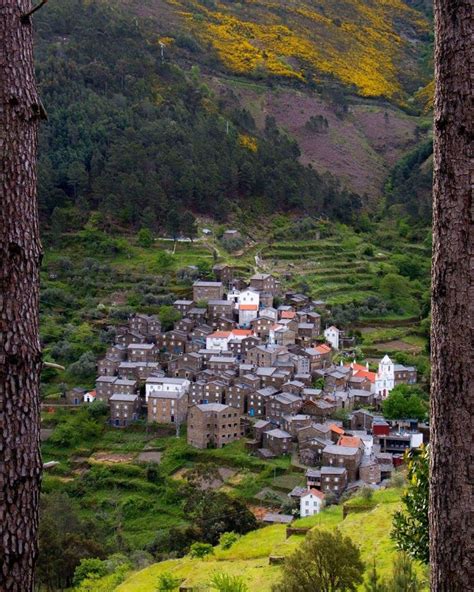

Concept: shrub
[[219, 531, 240, 550], [189, 542, 214, 559], [73, 558, 107, 586], [209, 573, 249, 591], [156, 572, 182, 591]]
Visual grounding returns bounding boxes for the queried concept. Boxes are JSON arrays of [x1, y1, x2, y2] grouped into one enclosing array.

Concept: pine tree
[[1, 1, 44, 589]]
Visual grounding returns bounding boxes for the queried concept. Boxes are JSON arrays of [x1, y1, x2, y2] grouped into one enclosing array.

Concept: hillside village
[[64, 266, 425, 522]]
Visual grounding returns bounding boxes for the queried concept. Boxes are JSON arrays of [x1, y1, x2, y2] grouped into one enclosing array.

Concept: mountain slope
[[130, 0, 430, 102]]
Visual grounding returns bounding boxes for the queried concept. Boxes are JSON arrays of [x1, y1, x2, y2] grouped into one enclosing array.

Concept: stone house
[[247, 386, 275, 417], [65, 387, 86, 405], [109, 394, 140, 427], [267, 392, 302, 422], [253, 419, 272, 443], [282, 414, 312, 437], [98, 356, 120, 377], [175, 318, 195, 334], [160, 330, 188, 355], [116, 330, 146, 347], [320, 466, 348, 495], [350, 409, 374, 431], [127, 343, 158, 363], [300, 399, 336, 421], [208, 356, 238, 372], [250, 273, 278, 295], [187, 403, 243, 449], [350, 388, 375, 407], [299, 436, 333, 465], [129, 313, 161, 338], [359, 456, 382, 484], [187, 307, 207, 322], [297, 323, 317, 344], [147, 391, 188, 425], [107, 344, 128, 360], [246, 344, 286, 367], [214, 317, 236, 332], [394, 364, 417, 385], [207, 300, 233, 320], [173, 299, 194, 314], [200, 379, 226, 405], [252, 316, 274, 338], [193, 281, 224, 302], [322, 445, 362, 482], [226, 382, 254, 413], [263, 428, 292, 455], [240, 373, 260, 390], [96, 376, 118, 403]]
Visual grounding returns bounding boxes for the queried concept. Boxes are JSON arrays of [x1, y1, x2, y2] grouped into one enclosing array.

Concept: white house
[[83, 390, 96, 404], [239, 304, 259, 327], [375, 355, 395, 398], [324, 326, 341, 350], [206, 330, 254, 351], [300, 488, 325, 517], [206, 331, 232, 351], [238, 288, 260, 307], [145, 376, 190, 402]]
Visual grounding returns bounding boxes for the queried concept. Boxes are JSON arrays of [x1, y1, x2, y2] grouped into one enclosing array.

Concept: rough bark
[[430, 0, 473, 590], [0, 1, 43, 590]]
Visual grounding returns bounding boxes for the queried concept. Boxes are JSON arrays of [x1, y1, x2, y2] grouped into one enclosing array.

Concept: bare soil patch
[[137, 451, 162, 464], [92, 452, 135, 463], [375, 340, 422, 353]]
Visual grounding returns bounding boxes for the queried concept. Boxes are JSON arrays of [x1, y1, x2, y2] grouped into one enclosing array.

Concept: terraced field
[[260, 237, 386, 305]]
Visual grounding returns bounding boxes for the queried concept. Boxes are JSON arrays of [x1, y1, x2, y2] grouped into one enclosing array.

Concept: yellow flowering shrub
[[239, 133, 258, 152], [165, 0, 430, 100]]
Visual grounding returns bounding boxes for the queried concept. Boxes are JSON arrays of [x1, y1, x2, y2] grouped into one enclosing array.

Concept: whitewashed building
[[300, 488, 325, 517], [375, 355, 395, 398], [145, 376, 190, 402], [324, 326, 342, 350]]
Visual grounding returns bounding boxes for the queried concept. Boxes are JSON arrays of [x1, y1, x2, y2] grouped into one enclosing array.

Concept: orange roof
[[240, 304, 258, 311], [338, 436, 362, 448], [87, 390, 96, 398], [304, 488, 325, 499], [353, 369, 376, 383], [330, 424, 345, 435], [281, 311, 296, 319], [345, 362, 376, 383], [232, 329, 253, 336], [209, 331, 232, 338], [315, 344, 331, 354]]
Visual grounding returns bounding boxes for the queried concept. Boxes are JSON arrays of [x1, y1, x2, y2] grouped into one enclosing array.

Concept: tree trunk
[[430, 1, 473, 590], [0, 1, 43, 590]]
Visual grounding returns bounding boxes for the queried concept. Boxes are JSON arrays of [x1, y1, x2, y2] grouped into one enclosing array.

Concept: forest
[[35, 0, 363, 237]]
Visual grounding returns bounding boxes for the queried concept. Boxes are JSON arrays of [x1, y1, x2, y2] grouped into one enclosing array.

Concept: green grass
[[115, 486, 428, 592]]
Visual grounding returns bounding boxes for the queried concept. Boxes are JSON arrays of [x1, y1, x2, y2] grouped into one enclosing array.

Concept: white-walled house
[[238, 288, 260, 308], [145, 376, 190, 402], [239, 304, 259, 327], [375, 355, 395, 398], [300, 488, 325, 517], [324, 326, 341, 350], [206, 331, 232, 351], [206, 330, 254, 351]]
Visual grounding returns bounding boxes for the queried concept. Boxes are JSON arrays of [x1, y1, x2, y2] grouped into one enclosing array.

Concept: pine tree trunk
[[430, 1, 473, 590], [0, 1, 43, 590]]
